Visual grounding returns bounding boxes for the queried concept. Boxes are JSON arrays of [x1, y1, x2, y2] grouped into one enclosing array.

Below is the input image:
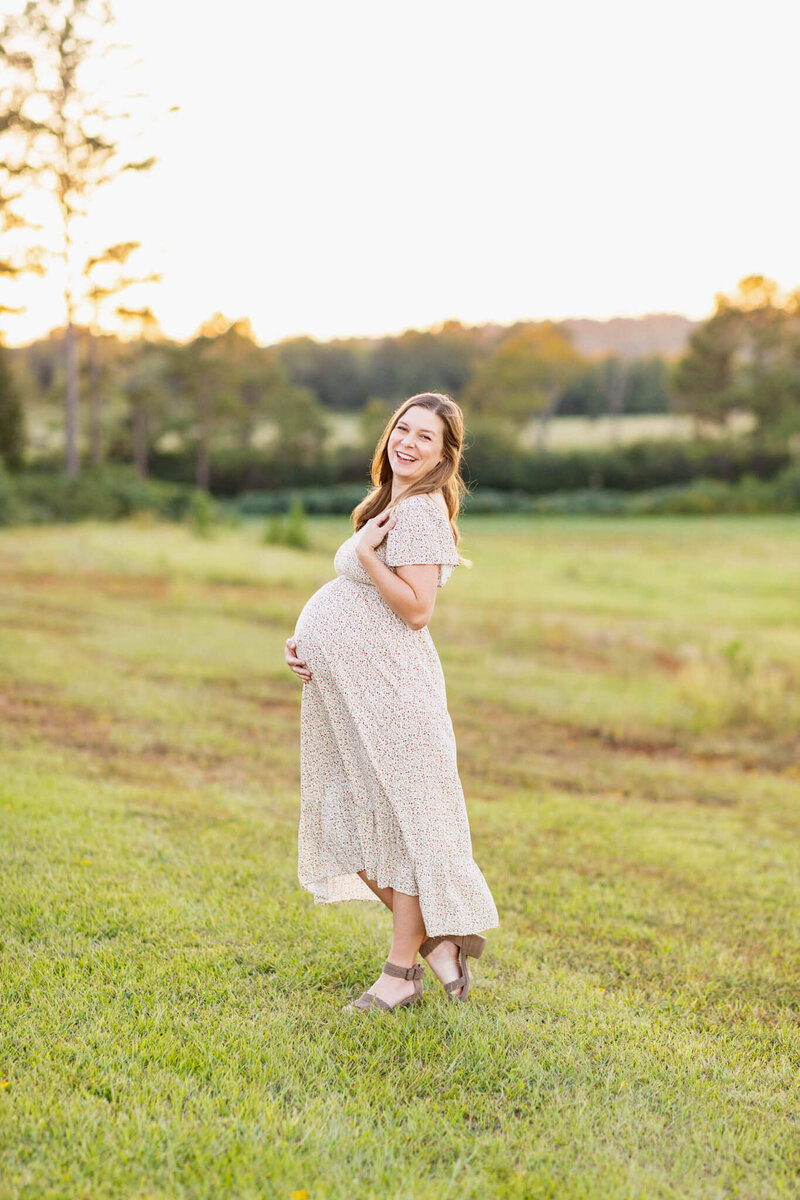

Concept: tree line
[[3, 277, 797, 486], [1, 5, 798, 490], [6, 315, 677, 479]]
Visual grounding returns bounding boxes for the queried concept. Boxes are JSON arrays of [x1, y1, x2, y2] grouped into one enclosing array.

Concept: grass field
[[325, 411, 756, 451], [24, 408, 755, 460], [1, 514, 798, 1199]]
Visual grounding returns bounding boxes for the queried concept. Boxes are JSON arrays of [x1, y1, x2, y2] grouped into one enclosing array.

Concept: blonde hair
[[352, 392, 473, 568]]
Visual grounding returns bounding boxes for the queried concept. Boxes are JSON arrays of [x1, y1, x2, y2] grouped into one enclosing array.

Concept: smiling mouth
[[396, 451, 416, 462]]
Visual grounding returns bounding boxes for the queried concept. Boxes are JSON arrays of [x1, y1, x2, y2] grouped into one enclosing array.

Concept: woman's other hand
[[285, 637, 311, 683], [355, 506, 397, 559]]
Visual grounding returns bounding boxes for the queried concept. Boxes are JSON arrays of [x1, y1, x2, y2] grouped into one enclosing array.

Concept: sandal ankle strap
[[382, 959, 424, 981]]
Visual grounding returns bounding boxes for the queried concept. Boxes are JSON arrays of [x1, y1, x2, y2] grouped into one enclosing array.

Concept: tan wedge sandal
[[419, 933, 486, 1002], [343, 959, 426, 1013]]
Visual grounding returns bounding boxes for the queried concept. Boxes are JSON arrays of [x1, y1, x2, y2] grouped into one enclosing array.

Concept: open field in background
[[516, 411, 757, 449], [1, 515, 798, 1199], [322, 411, 758, 451], [24, 407, 758, 459]]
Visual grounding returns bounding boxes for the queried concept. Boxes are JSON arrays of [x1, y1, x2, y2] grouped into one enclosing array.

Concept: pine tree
[[0, 346, 24, 470], [0, 0, 162, 476]]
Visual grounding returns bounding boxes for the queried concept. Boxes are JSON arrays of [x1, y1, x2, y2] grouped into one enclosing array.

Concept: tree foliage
[[277, 320, 488, 410], [674, 275, 800, 436], [277, 336, 369, 411], [0, 0, 161, 475], [368, 322, 481, 402], [0, 345, 24, 469], [461, 322, 584, 431], [158, 315, 329, 490], [559, 357, 671, 418]]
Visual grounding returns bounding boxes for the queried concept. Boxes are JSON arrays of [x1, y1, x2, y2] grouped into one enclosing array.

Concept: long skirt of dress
[[294, 571, 499, 939]]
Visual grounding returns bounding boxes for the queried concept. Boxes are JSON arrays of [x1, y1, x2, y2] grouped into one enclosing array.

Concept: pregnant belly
[[294, 574, 441, 691], [293, 577, 371, 663]]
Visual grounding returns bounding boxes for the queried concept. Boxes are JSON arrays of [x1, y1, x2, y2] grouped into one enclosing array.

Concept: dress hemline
[[297, 871, 500, 939]]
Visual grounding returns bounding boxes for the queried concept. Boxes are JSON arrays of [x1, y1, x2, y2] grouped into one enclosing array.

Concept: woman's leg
[[357, 869, 394, 911], [423, 938, 465, 997], [355, 871, 464, 999], [361, 888, 427, 1004], [389, 889, 427, 966], [357, 870, 429, 964]]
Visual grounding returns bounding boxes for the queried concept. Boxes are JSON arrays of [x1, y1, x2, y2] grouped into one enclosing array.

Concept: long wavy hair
[[352, 393, 473, 568]]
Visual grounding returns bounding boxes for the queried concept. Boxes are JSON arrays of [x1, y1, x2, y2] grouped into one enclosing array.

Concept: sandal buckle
[[383, 959, 424, 981]]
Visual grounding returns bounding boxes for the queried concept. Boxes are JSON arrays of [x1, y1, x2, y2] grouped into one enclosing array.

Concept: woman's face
[[388, 406, 445, 485]]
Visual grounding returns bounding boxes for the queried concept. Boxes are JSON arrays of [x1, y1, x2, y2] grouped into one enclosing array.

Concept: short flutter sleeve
[[383, 494, 461, 588]]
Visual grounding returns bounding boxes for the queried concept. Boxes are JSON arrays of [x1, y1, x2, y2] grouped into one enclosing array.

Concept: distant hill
[[557, 314, 698, 359]]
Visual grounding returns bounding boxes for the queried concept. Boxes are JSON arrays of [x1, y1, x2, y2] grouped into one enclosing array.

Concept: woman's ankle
[[387, 946, 423, 968]]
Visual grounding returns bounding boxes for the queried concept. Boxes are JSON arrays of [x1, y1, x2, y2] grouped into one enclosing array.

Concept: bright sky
[[6, 0, 800, 347]]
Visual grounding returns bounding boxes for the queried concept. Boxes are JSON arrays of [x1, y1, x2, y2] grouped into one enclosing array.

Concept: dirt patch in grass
[[200, 675, 300, 710], [0, 568, 173, 601], [0, 679, 299, 793], [0, 683, 120, 755], [455, 701, 800, 800], [0, 613, 88, 636], [3, 671, 796, 814]]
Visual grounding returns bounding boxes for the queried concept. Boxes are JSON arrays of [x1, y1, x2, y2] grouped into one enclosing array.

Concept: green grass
[[1, 515, 798, 1200]]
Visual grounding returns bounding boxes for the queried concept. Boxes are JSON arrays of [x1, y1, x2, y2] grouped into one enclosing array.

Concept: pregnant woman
[[285, 392, 499, 1013]]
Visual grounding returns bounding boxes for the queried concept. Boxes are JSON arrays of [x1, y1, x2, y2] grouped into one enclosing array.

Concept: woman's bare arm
[[356, 545, 439, 630]]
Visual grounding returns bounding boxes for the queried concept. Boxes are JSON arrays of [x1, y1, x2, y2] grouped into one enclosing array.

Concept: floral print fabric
[[292, 493, 499, 937]]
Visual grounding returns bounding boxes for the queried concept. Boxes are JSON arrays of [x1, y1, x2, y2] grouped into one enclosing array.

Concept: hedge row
[[235, 463, 800, 518], [2, 461, 799, 527], [136, 436, 793, 498], [528, 468, 800, 515], [146, 445, 370, 495], [463, 435, 791, 494], [0, 466, 220, 526]]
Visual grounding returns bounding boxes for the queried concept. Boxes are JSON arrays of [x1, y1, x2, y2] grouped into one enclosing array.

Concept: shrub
[[513, 439, 791, 495], [531, 488, 630, 515], [0, 466, 218, 526], [626, 480, 735, 515], [285, 495, 310, 548], [772, 462, 800, 510], [261, 514, 285, 545], [261, 494, 310, 549], [186, 490, 219, 538], [625, 475, 796, 515], [0, 466, 27, 525], [148, 444, 371, 496], [243, 483, 369, 517], [16, 467, 167, 521]]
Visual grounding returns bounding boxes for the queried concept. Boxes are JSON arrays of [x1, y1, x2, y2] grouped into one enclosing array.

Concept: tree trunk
[[89, 332, 103, 467], [238, 414, 256, 452], [196, 379, 210, 490], [238, 384, 259, 452], [64, 321, 80, 477], [132, 397, 148, 478], [607, 362, 627, 445], [535, 387, 562, 453]]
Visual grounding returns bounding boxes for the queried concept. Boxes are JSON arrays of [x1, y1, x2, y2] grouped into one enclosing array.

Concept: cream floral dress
[[292, 492, 499, 938]]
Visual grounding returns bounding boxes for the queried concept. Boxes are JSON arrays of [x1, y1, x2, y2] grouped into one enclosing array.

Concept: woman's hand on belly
[[285, 637, 312, 684]]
